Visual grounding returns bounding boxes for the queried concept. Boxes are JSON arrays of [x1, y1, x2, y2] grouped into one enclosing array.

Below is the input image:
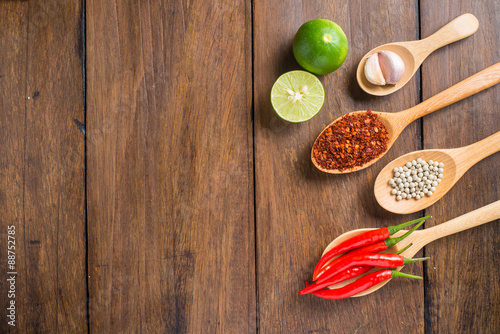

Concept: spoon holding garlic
[[356, 13, 479, 96]]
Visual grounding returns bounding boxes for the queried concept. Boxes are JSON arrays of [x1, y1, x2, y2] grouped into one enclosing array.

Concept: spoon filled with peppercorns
[[374, 131, 500, 214], [311, 62, 500, 174]]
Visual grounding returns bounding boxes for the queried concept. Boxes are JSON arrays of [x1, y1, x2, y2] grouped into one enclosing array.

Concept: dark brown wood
[[0, 2, 28, 332], [420, 1, 500, 333], [0, 0, 87, 333], [254, 0, 426, 332], [86, 0, 255, 332]]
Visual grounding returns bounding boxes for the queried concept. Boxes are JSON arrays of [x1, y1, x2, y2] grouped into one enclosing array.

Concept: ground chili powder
[[313, 110, 389, 171]]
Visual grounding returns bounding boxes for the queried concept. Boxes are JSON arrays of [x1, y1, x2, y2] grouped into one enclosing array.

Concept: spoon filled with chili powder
[[312, 62, 500, 174]]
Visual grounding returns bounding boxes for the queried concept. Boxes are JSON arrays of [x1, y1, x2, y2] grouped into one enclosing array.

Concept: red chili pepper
[[300, 243, 414, 295], [312, 216, 430, 280], [316, 252, 428, 285], [299, 266, 372, 295], [314, 219, 425, 280], [310, 269, 422, 300]]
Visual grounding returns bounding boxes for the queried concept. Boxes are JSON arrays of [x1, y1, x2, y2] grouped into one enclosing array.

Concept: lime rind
[[270, 70, 325, 123], [293, 19, 348, 75]]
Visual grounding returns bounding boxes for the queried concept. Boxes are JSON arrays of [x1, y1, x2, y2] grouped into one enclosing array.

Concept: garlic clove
[[364, 53, 386, 85], [378, 50, 405, 85]]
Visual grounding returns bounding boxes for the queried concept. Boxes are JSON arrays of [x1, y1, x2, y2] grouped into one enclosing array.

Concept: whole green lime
[[293, 19, 348, 75]]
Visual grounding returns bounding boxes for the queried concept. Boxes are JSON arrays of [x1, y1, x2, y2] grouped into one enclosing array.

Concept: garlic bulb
[[364, 51, 405, 85]]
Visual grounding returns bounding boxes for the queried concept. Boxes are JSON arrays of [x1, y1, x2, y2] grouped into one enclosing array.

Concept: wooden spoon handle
[[418, 201, 500, 246], [403, 62, 500, 122], [417, 14, 479, 58], [450, 131, 500, 174]]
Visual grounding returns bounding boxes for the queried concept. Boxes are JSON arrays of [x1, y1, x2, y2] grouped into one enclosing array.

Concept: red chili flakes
[[313, 110, 389, 171]]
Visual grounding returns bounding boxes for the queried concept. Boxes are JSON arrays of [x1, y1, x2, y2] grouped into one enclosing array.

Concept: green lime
[[293, 19, 348, 75], [271, 70, 325, 123]]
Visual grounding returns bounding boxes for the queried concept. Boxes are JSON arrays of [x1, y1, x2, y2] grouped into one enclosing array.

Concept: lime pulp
[[270, 71, 325, 123]]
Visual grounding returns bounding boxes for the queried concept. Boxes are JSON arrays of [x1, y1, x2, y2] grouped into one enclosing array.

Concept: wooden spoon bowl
[[356, 44, 417, 96], [375, 151, 456, 214], [311, 110, 398, 174], [319, 201, 500, 297]]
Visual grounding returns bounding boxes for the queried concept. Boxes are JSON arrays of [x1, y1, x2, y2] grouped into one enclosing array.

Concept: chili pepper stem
[[391, 270, 423, 280], [403, 257, 430, 265], [387, 216, 431, 235], [385, 220, 425, 248], [395, 243, 412, 255]]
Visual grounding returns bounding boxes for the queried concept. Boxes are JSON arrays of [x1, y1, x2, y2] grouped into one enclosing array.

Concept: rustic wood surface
[[0, 0, 87, 333], [86, 0, 254, 333], [0, 0, 498, 333], [420, 1, 500, 333]]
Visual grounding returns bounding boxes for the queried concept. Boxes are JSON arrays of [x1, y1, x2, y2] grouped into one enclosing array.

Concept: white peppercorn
[[389, 159, 444, 201]]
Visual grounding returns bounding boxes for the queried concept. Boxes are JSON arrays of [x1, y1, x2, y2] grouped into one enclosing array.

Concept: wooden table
[[1, 0, 498, 333]]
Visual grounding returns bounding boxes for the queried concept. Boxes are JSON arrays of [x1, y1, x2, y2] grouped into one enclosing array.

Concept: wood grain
[[420, 0, 500, 332], [254, 0, 426, 333], [0, 2, 28, 332], [86, 0, 255, 332], [0, 0, 87, 333]]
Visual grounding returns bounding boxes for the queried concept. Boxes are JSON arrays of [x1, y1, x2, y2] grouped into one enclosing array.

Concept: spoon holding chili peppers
[[311, 62, 500, 174], [374, 131, 500, 214], [320, 200, 500, 297]]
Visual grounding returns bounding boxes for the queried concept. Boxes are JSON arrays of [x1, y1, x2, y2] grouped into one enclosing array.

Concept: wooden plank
[[419, 1, 500, 332], [0, 2, 28, 332], [0, 0, 87, 333], [86, 0, 255, 332], [254, 0, 427, 332]]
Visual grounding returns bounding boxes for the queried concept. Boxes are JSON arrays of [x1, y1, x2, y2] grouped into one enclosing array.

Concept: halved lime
[[271, 70, 325, 123]]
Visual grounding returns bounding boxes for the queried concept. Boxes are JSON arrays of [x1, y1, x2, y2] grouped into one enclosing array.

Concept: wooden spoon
[[320, 200, 500, 297], [312, 62, 500, 174], [374, 131, 500, 214], [356, 13, 479, 96]]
